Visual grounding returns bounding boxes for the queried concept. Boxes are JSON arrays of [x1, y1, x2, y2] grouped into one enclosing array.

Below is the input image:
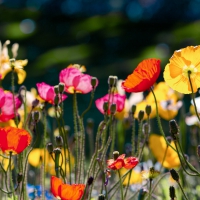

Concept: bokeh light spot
[[126, 1, 143, 22], [20, 19, 36, 34]]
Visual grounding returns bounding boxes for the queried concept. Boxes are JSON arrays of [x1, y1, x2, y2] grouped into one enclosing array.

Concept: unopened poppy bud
[[55, 136, 63, 148], [108, 76, 115, 88], [131, 105, 136, 115], [110, 103, 116, 115], [32, 99, 39, 108], [91, 77, 97, 88], [113, 76, 118, 87], [145, 105, 151, 116], [170, 169, 179, 182], [54, 95, 59, 106], [87, 176, 94, 185], [86, 118, 94, 134], [47, 143, 54, 154], [169, 120, 179, 140], [197, 145, 200, 157], [103, 102, 109, 113], [54, 85, 59, 94], [98, 194, 105, 200], [169, 186, 176, 199], [138, 110, 144, 122], [58, 83, 65, 93], [32, 111, 40, 122], [166, 136, 172, 143], [17, 173, 23, 183], [113, 151, 119, 160]]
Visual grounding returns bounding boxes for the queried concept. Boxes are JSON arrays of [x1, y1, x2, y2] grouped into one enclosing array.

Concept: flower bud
[[131, 105, 136, 115], [113, 151, 119, 160], [58, 83, 65, 93], [145, 105, 151, 116], [54, 95, 59, 106], [54, 85, 59, 94], [170, 169, 179, 182], [138, 110, 144, 122], [108, 76, 115, 88], [47, 142, 54, 154], [166, 136, 173, 143], [91, 77, 97, 88], [169, 120, 179, 140], [32, 99, 39, 108], [110, 103, 116, 115], [17, 173, 23, 183], [32, 111, 40, 122], [98, 194, 105, 200], [103, 102, 109, 113], [169, 186, 176, 199], [55, 136, 63, 148], [87, 177, 94, 186]]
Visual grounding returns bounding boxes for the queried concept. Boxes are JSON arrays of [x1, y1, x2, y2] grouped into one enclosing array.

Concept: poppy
[[107, 154, 139, 170], [95, 93, 126, 115], [0, 40, 28, 84], [59, 64, 98, 94], [51, 176, 85, 200], [164, 45, 200, 94], [122, 59, 161, 93], [36, 82, 67, 105], [149, 134, 180, 168], [0, 127, 31, 155]]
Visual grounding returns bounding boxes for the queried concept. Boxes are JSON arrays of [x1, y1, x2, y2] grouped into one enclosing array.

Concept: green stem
[[118, 170, 124, 200], [148, 179, 152, 200], [131, 117, 136, 155], [9, 152, 15, 200], [177, 181, 189, 200], [136, 120, 143, 157]]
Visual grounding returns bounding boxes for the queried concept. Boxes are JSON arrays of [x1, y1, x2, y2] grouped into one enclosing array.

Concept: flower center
[[182, 65, 197, 78]]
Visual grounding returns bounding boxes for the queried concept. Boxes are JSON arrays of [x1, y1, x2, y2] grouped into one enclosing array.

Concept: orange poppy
[[107, 154, 139, 170], [124, 157, 139, 169], [122, 59, 161, 92], [107, 154, 126, 170], [51, 176, 85, 200], [0, 127, 31, 155]]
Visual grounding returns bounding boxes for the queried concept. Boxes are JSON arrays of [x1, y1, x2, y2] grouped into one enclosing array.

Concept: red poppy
[[51, 176, 85, 200], [122, 59, 161, 92], [107, 154, 139, 170], [0, 127, 31, 155], [124, 157, 139, 169], [107, 154, 126, 170]]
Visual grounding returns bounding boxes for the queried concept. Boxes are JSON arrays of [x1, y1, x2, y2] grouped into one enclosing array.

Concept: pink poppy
[[0, 88, 22, 122], [36, 82, 67, 105], [59, 67, 98, 94], [95, 93, 126, 114]]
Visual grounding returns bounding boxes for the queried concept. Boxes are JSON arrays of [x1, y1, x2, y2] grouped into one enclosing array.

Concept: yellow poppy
[[120, 168, 142, 185], [149, 134, 180, 168], [28, 148, 74, 175], [0, 151, 14, 170], [164, 46, 200, 94], [0, 40, 28, 84]]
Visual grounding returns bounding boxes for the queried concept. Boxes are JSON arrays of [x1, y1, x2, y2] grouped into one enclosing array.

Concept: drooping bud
[[131, 105, 136, 115], [113, 151, 119, 160], [145, 105, 151, 116], [170, 169, 179, 182], [103, 102, 109, 113], [54, 85, 59, 95], [169, 186, 176, 200], [55, 136, 63, 148], [87, 177, 94, 186], [108, 76, 115, 88], [110, 103, 116, 115], [32, 99, 39, 108], [169, 120, 179, 140], [91, 77, 97, 88], [138, 110, 144, 122], [47, 143, 54, 154], [58, 83, 65, 93]]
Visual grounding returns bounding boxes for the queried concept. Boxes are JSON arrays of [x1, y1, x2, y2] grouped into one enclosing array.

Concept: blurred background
[[1, 0, 200, 134]]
